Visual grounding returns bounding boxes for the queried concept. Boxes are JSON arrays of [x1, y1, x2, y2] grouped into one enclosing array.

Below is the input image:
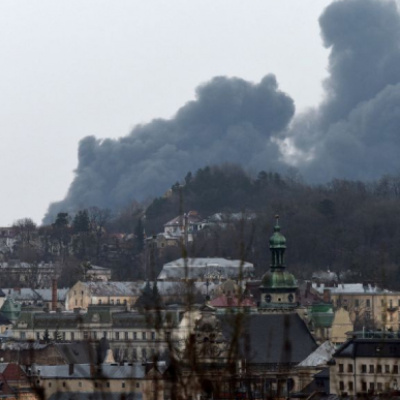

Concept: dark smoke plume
[[44, 75, 294, 222], [291, 0, 400, 181], [45, 0, 400, 222]]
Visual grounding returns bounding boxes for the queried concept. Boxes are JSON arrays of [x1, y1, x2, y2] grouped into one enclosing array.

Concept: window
[[48, 382, 52, 388], [377, 382, 383, 391], [366, 299, 371, 307], [71, 332, 75, 341], [377, 365, 382, 373], [142, 348, 147, 358], [117, 299, 120, 304], [106, 382, 110, 388], [125, 332, 129, 340], [142, 332, 146, 340], [36, 332, 40, 340], [98, 299, 102, 304], [79, 382, 82, 388], [394, 365, 399, 374], [116, 332, 120, 340], [81, 291, 84, 295], [133, 332, 137, 340], [355, 299, 359, 307], [103, 331, 107, 339], [93, 331, 97, 340], [339, 364, 344, 373], [361, 382, 367, 392], [110, 299, 114, 305], [20, 332, 26, 340], [361, 364, 367, 373], [385, 365, 390, 373], [347, 364, 353, 373], [339, 381, 344, 391], [63, 382, 66, 388], [151, 332, 156, 340], [348, 382, 353, 391], [369, 382, 375, 391], [369, 365, 375, 374], [122, 382, 125, 388], [83, 331, 89, 340], [136, 383, 140, 388], [75, 299, 78, 306]]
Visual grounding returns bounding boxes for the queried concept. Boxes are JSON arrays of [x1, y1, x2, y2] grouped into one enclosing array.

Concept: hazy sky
[[0, 0, 332, 226]]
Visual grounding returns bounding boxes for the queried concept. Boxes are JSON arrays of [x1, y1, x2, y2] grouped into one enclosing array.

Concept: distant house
[[0, 261, 57, 288], [66, 281, 144, 310], [146, 211, 202, 249], [85, 265, 111, 282], [157, 257, 254, 281], [312, 282, 400, 331]]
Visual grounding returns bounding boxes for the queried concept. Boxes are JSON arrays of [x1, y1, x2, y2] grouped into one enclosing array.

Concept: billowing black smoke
[[291, 0, 400, 181], [45, 0, 400, 222], [44, 75, 294, 222]]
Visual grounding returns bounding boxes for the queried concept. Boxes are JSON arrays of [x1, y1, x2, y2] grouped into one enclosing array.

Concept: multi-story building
[[312, 282, 400, 331], [330, 335, 400, 396], [31, 363, 164, 400], [12, 305, 179, 362], [65, 281, 143, 310]]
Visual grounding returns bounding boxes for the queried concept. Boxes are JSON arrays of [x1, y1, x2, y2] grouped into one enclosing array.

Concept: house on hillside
[[157, 257, 254, 282]]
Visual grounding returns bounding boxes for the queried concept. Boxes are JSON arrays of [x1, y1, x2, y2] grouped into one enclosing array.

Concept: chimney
[[323, 289, 331, 303], [52, 278, 57, 311]]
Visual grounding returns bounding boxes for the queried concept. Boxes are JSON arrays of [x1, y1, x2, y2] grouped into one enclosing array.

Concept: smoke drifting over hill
[[44, 0, 400, 222]]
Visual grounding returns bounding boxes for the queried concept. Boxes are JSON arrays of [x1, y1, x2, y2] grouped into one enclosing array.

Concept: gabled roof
[[33, 363, 146, 379], [334, 338, 400, 358], [218, 313, 317, 364], [297, 341, 336, 367], [83, 281, 143, 296]]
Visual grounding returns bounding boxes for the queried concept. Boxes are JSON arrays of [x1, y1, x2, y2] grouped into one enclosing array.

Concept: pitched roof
[[297, 341, 336, 367], [219, 313, 317, 364], [33, 363, 146, 379], [334, 338, 400, 358]]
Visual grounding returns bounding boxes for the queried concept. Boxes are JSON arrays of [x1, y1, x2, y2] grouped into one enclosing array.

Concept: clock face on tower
[[265, 294, 271, 303]]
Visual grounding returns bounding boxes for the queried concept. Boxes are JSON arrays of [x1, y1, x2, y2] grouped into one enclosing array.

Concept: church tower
[[259, 216, 298, 311]]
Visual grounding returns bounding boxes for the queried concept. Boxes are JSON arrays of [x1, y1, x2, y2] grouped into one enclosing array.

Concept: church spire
[[269, 215, 286, 270]]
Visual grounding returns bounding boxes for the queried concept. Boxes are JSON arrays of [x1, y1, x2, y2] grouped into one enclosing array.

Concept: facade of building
[[330, 336, 400, 396], [65, 281, 143, 310], [157, 257, 254, 281], [312, 282, 400, 330], [12, 306, 179, 362]]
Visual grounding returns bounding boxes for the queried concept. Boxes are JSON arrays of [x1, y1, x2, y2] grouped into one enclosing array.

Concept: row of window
[[73, 298, 128, 306], [337, 298, 400, 308], [339, 380, 394, 392], [46, 381, 140, 389], [21, 330, 171, 341], [339, 364, 399, 374]]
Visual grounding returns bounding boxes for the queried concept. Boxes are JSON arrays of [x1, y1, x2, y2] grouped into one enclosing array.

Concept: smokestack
[[52, 278, 57, 311]]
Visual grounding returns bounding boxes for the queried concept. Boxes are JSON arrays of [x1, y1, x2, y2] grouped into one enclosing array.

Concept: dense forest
[[143, 164, 400, 289], [9, 164, 400, 290]]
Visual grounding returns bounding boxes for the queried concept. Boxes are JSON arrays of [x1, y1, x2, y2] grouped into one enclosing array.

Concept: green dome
[[261, 270, 297, 289], [269, 221, 286, 248]]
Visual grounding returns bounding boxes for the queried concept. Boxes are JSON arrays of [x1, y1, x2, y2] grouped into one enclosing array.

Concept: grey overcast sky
[[0, 0, 332, 226]]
